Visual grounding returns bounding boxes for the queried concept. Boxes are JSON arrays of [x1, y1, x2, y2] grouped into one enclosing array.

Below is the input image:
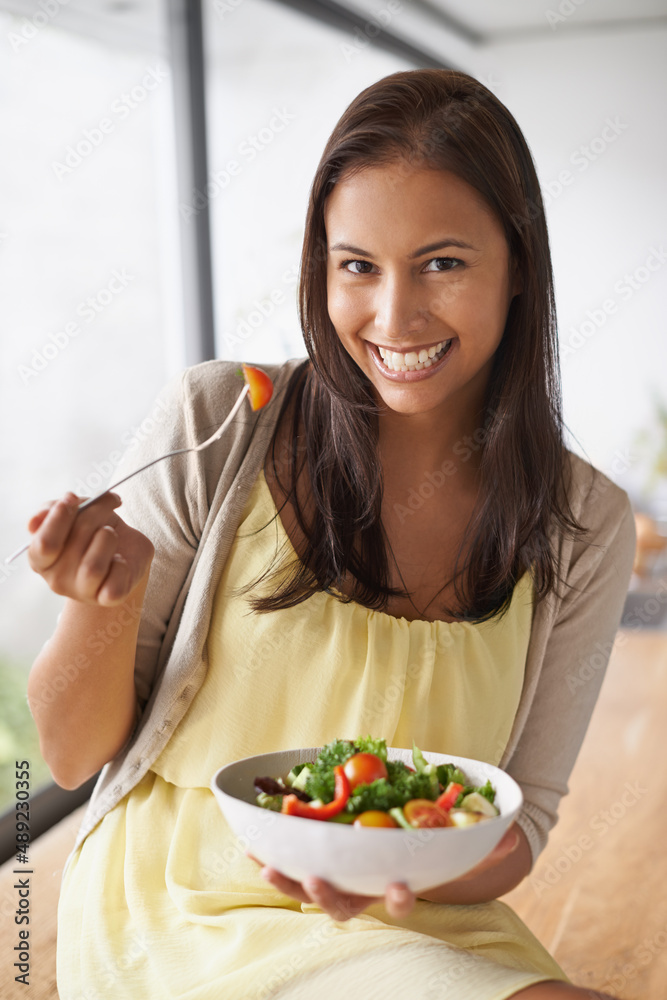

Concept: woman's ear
[[510, 257, 523, 298]]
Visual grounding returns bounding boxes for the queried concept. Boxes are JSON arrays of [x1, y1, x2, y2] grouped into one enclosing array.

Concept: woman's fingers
[[24, 490, 154, 606], [27, 494, 81, 571], [27, 492, 122, 575], [73, 524, 121, 602], [245, 853, 409, 922], [383, 882, 415, 918], [299, 876, 377, 921]]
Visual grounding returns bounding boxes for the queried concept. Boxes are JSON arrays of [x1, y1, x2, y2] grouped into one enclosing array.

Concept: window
[[0, 1, 182, 824]]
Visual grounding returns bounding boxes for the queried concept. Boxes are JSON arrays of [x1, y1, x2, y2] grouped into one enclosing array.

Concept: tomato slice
[[403, 799, 453, 828], [436, 782, 464, 812], [353, 811, 398, 828], [241, 364, 273, 411], [343, 753, 388, 791]]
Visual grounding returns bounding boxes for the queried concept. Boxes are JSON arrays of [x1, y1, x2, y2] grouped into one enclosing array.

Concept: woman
[[27, 70, 635, 999]]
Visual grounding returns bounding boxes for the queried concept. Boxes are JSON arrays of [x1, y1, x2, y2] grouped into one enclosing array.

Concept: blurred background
[[1, 0, 666, 822]]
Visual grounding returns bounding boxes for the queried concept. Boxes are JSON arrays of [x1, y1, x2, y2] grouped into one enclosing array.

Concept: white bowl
[[211, 746, 523, 896]]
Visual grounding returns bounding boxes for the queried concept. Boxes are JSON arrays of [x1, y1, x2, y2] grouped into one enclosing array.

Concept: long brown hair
[[250, 69, 586, 620]]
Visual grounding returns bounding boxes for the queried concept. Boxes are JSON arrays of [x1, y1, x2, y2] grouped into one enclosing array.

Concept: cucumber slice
[[460, 792, 499, 817], [289, 766, 312, 793]]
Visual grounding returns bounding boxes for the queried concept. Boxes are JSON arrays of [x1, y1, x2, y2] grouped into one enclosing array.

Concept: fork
[[4, 383, 250, 565]]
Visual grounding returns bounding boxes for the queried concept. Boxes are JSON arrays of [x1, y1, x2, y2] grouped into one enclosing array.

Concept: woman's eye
[[341, 259, 374, 274], [424, 257, 462, 272]]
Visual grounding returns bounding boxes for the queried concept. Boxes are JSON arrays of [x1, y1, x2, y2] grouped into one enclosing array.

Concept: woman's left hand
[[245, 852, 415, 922]]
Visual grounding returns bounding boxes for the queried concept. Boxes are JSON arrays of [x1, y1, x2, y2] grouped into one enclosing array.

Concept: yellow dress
[[57, 469, 570, 999]]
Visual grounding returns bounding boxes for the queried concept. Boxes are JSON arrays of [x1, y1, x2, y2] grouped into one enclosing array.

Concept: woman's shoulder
[[167, 357, 307, 431], [182, 357, 306, 399], [561, 447, 636, 562]]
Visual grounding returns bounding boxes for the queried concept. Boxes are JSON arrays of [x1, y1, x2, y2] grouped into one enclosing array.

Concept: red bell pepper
[[436, 782, 464, 812], [281, 765, 350, 820]]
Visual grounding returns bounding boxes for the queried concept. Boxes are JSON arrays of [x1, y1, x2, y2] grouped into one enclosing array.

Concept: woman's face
[[324, 162, 521, 420]]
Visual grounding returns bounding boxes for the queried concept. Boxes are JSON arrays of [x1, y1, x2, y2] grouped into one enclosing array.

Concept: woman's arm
[[418, 823, 531, 904], [26, 491, 154, 789], [505, 469, 637, 868]]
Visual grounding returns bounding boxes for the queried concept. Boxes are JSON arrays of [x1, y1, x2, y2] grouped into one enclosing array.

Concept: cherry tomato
[[343, 753, 388, 791], [403, 799, 453, 828], [353, 811, 398, 828], [241, 364, 273, 411]]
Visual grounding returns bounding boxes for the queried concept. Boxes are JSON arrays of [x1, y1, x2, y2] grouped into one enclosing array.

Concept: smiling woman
[[25, 69, 635, 1000]]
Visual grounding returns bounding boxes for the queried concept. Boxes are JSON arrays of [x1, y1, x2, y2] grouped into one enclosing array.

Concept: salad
[[254, 737, 499, 829]]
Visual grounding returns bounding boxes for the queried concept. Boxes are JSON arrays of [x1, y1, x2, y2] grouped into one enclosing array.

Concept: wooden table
[[502, 629, 667, 998]]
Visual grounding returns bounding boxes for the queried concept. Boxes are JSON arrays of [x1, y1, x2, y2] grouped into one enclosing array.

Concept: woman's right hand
[[26, 490, 155, 606]]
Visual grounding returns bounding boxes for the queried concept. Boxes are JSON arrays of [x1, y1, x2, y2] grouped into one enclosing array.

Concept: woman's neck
[[377, 404, 487, 489]]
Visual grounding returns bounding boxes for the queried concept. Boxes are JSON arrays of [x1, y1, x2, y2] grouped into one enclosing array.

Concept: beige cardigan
[[69, 359, 636, 870]]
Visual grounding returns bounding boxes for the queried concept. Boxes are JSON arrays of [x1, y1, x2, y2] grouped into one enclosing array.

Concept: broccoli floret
[[385, 759, 411, 782], [345, 769, 439, 814], [354, 735, 388, 761], [390, 768, 439, 803], [304, 738, 356, 803], [314, 738, 357, 769], [345, 778, 399, 814]]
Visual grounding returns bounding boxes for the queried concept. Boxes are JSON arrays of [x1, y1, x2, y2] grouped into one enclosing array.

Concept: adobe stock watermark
[[393, 412, 496, 524], [223, 263, 299, 351], [202, 809, 277, 888], [179, 108, 296, 221], [340, 0, 403, 64], [546, 0, 587, 30], [69, 394, 171, 498], [530, 779, 648, 897], [29, 598, 144, 712], [213, 0, 244, 16], [565, 579, 667, 695], [17, 269, 134, 385], [561, 244, 666, 361], [51, 65, 168, 180], [251, 921, 343, 999], [511, 116, 629, 234], [595, 921, 667, 996], [7, 0, 69, 52]]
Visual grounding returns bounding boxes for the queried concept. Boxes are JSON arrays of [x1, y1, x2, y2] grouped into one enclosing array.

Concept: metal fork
[[4, 383, 250, 565]]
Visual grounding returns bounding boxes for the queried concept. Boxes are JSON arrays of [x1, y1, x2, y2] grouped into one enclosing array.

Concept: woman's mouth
[[367, 339, 455, 383], [376, 340, 453, 372]]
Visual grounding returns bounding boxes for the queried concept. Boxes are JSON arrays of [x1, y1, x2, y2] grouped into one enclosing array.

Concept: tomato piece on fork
[[241, 364, 274, 411]]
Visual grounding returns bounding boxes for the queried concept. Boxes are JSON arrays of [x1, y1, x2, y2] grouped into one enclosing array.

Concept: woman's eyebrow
[[328, 238, 479, 257]]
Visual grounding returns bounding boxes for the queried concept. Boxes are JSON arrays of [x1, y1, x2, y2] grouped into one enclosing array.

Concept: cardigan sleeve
[[109, 369, 209, 710], [508, 469, 636, 869]]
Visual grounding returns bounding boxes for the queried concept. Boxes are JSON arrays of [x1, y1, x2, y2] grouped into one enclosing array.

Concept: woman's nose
[[373, 275, 431, 342]]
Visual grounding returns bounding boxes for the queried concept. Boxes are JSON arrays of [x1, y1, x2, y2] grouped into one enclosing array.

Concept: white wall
[[461, 26, 667, 516]]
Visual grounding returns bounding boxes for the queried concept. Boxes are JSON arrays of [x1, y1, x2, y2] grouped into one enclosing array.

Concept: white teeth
[[376, 340, 451, 372]]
